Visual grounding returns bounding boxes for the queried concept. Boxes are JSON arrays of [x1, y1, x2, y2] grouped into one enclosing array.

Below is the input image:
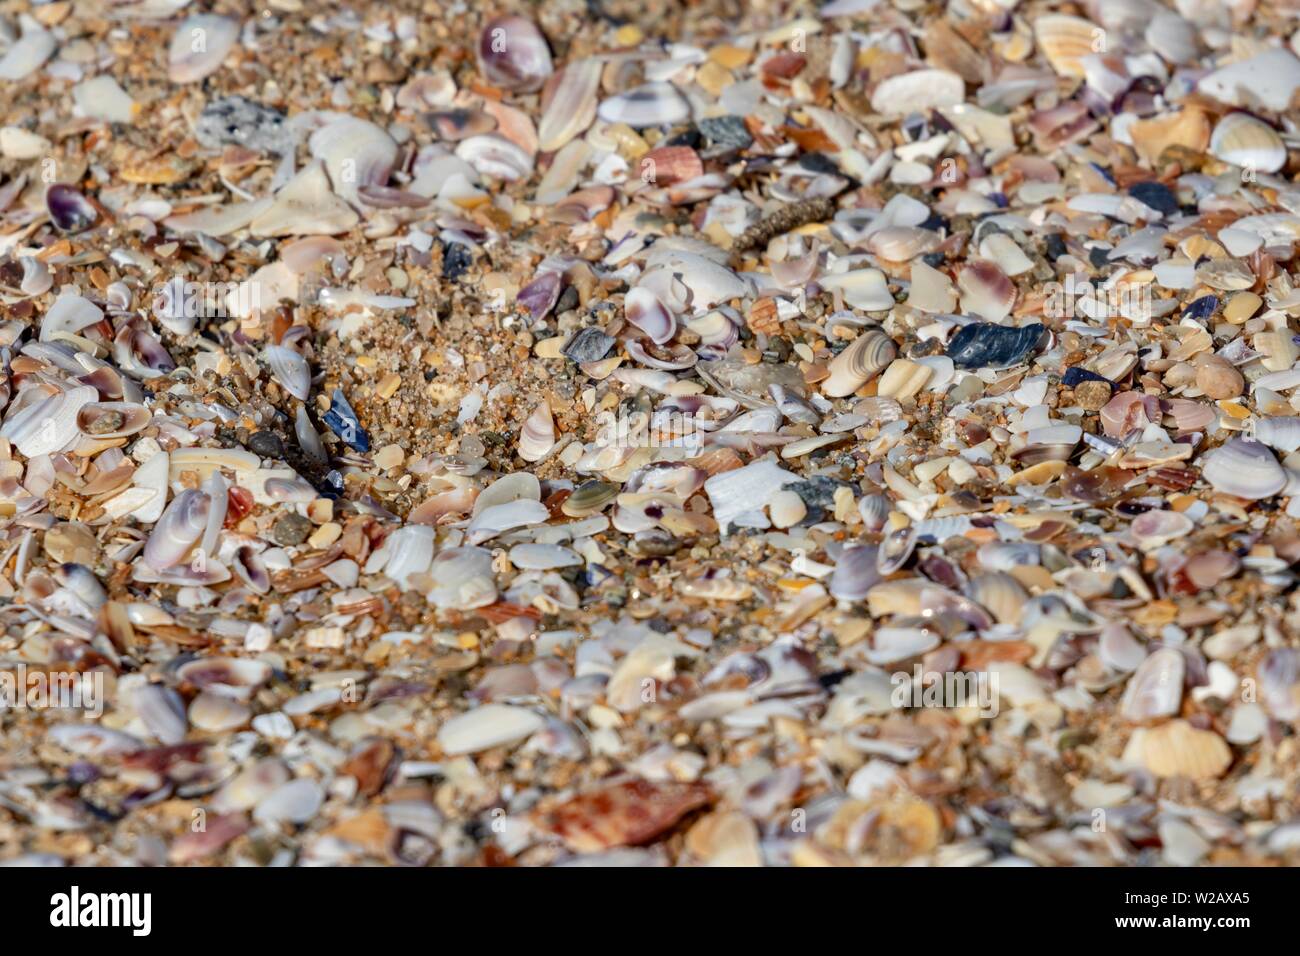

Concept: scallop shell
[[76, 401, 150, 440], [822, 330, 897, 398], [857, 493, 891, 531], [1125, 719, 1231, 780], [263, 345, 312, 401], [142, 489, 211, 571], [1130, 509, 1194, 549], [1253, 416, 1300, 453], [518, 401, 556, 463], [1201, 437, 1286, 500], [964, 572, 1028, 625], [169, 14, 239, 84], [538, 58, 602, 152], [1210, 113, 1286, 174], [1120, 647, 1185, 722], [1035, 14, 1102, 79]]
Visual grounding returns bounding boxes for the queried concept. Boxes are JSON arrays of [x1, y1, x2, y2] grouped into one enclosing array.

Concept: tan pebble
[[377, 373, 401, 399], [534, 336, 566, 359], [307, 498, 334, 523], [1074, 379, 1111, 411], [1195, 357, 1244, 400], [308, 522, 342, 549], [373, 443, 405, 470], [947, 457, 977, 485], [769, 489, 807, 528], [1223, 291, 1262, 324]]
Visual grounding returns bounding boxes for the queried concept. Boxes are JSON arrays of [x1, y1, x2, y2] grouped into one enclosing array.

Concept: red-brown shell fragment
[[537, 779, 713, 852]]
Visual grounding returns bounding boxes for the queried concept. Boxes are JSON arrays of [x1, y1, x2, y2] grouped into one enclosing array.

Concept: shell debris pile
[[2, 0, 1300, 868]]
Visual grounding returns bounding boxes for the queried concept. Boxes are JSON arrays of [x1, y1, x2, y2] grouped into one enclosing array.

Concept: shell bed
[[0, 0, 1299, 868]]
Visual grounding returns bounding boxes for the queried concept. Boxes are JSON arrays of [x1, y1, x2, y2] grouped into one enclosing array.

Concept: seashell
[[1, 385, 96, 457], [562, 480, 618, 517], [322, 388, 369, 452], [703, 457, 797, 534], [1120, 647, 1185, 722], [625, 287, 677, 344], [964, 572, 1027, 625], [46, 184, 99, 234], [976, 542, 1039, 572], [308, 117, 399, 209], [1210, 113, 1286, 174], [382, 525, 435, 589], [1253, 416, 1300, 453], [1035, 14, 1102, 78], [957, 260, 1016, 322], [438, 704, 543, 755], [1124, 719, 1231, 780], [0, 16, 54, 82], [818, 269, 894, 311], [518, 401, 556, 462], [263, 345, 311, 401], [857, 493, 891, 531], [1199, 48, 1300, 112], [478, 16, 552, 92], [143, 489, 211, 570], [945, 322, 1047, 370], [829, 545, 880, 601], [233, 545, 271, 594], [295, 405, 328, 464], [253, 778, 324, 825], [1099, 623, 1147, 673], [906, 260, 957, 313], [866, 226, 939, 262], [250, 161, 358, 237], [865, 627, 939, 665], [48, 723, 140, 757], [876, 526, 917, 574], [510, 543, 582, 570], [73, 76, 136, 125], [870, 69, 964, 115], [18, 256, 51, 296], [189, 691, 251, 732], [424, 108, 497, 141], [517, 272, 562, 322], [76, 401, 150, 440], [177, 657, 271, 696], [876, 359, 932, 400], [427, 546, 498, 610], [455, 134, 534, 181], [169, 14, 239, 84], [538, 778, 713, 853], [132, 683, 187, 745], [1259, 649, 1300, 724], [822, 330, 896, 398], [1201, 437, 1286, 500], [597, 82, 690, 127], [41, 292, 102, 341], [1130, 509, 1193, 549], [538, 59, 602, 152]]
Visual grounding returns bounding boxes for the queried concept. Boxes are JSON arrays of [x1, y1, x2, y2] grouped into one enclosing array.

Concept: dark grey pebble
[[946, 322, 1048, 369], [561, 327, 615, 364]]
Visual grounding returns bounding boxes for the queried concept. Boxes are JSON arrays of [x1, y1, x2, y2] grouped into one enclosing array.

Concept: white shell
[[437, 704, 544, 754], [308, 116, 399, 208], [264, 345, 312, 401], [1201, 437, 1286, 500], [870, 69, 964, 115], [1120, 647, 1185, 721], [1209, 113, 1286, 174], [597, 83, 690, 127], [383, 525, 436, 589], [1, 385, 97, 457], [169, 14, 240, 84], [427, 546, 497, 609], [517, 401, 556, 462]]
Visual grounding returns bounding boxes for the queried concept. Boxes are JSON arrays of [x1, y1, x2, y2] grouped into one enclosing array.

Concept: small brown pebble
[[1195, 357, 1244, 400]]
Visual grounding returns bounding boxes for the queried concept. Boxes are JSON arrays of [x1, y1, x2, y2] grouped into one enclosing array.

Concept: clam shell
[[563, 480, 619, 517], [177, 657, 271, 695], [132, 683, 188, 745], [1210, 113, 1286, 174], [518, 401, 556, 463], [478, 16, 552, 92], [169, 14, 239, 84], [253, 779, 324, 825], [1130, 509, 1194, 549], [538, 59, 602, 152], [857, 493, 891, 531], [822, 330, 896, 398], [1035, 14, 1102, 79], [427, 546, 498, 610], [870, 69, 964, 115], [1, 385, 96, 457], [865, 226, 939, 261], [964, 572, 1027, 625], [818, 269, 894, 311], [1201, 437, 1286, 500], [143, 489, 211, 571], [438, 704, 543, 755], [1253, 416, 1300, 453], [189, 691, 251, 732], [455, 134, 534, 182], [1120, 647, 1185, 722], [876, 359, 932, 400], [876, 526, 917, 574], [1199, 48, 1300, 112], [308, 117, 399, 208], [906, 260, 957, 313], [0, 16, 54, 82], [76, 401, 150, 440], [945, 323, 1047, 370], [625, 287, 677, 345], [957, 260, 1016, 322], [829, 545, 881, 601], [1259, 648, 1300, 724], [382, 525, 436, 590], [597, 83, 690, 127], [263, 345, 312, 401], [45, 185, 99, 234]]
